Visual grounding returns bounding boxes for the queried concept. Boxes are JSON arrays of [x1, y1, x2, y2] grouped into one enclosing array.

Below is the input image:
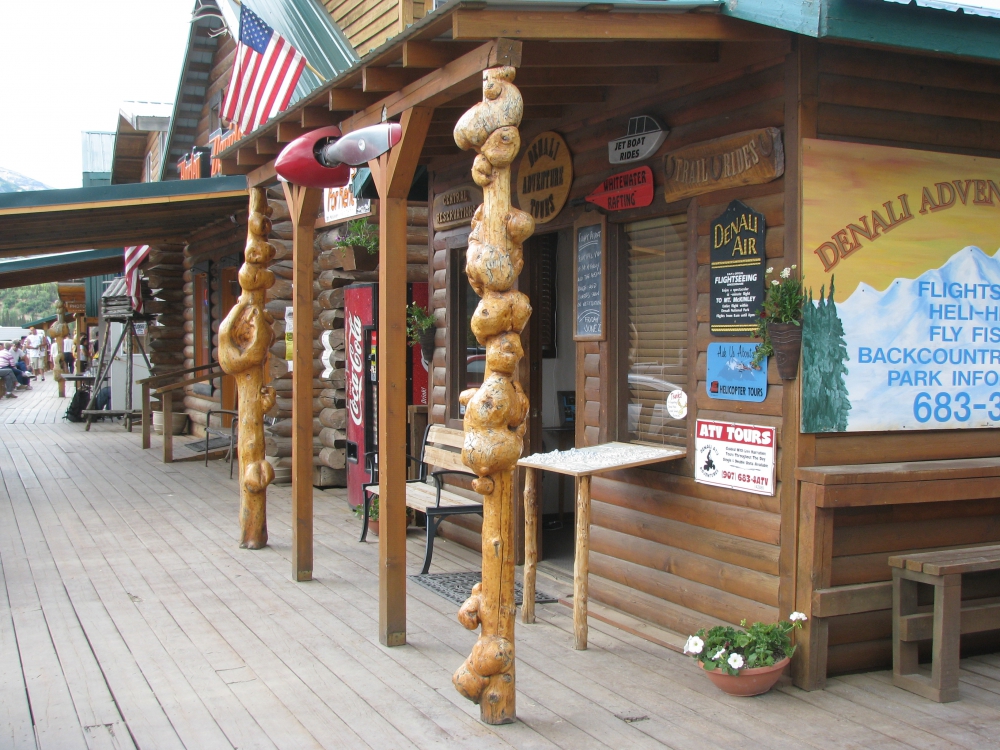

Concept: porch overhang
[[0, 176, 249, 259], [0, 249, 124, 289]]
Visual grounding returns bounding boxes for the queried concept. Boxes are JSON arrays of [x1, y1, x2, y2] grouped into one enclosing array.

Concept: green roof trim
[[723, 0, 1000, 62], [24, 314, 58, 328], [0, 175, 247, 212], [0, 249, 123, 274]]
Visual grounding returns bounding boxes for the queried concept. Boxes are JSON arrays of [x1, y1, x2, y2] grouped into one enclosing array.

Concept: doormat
[[184, 437, 233, 452], [408, 571, 557, 607]]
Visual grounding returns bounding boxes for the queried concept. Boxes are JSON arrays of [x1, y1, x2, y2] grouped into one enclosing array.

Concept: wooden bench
[[361, 424, 481, 574], [890, 544, 1000, 702]]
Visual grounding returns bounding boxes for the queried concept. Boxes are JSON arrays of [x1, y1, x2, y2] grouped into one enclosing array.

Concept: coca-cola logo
[[347, 313, 364, 426]]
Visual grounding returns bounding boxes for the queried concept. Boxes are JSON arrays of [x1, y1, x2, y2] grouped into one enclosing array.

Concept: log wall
[[322, 0, 426, 55]]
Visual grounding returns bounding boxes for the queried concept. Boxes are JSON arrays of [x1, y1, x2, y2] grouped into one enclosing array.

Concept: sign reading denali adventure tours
[[694, 419, 775, 496], [662, 128, 783, 203], [585, 166, 654, 211], [801, 139, 1000, 432], [516, 131, 572, 224], [710, 200, 766, 336], [432, 183, 483, 231]]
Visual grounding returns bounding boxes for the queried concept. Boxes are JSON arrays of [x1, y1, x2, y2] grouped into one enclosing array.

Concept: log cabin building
[[213, 0, 1000, 689]]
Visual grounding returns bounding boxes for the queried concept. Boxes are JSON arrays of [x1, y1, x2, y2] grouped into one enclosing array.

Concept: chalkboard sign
[[574, 214, 606, 341], [709, 199, 766, 336]]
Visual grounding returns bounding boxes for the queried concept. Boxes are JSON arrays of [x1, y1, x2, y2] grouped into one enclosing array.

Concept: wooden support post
[[142, 383, 151, 449], [162, 390, 174, 464], [521, 466, 538, 624], [451, 61, 532, 725], [50, 300, 69, 399], [219, 187, 279, 551], [574, 474, 592, 650], [369, 106, 434, 646], [792, 481, 833, 689], [281, 183, 323, 579]]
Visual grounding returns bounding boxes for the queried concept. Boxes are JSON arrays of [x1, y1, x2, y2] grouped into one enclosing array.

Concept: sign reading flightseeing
[[694, 419, 775, 496]]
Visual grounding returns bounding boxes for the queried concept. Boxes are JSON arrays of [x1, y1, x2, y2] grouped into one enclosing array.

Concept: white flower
[[684, 636, 704, 655], [711, 648, 726, 661], [789, 611, 808, 622], [780, 267, 791, 279], [771, 279, 779, 286], [791, 264, 797, 270], [766, 267, 774, 274], [728, 653, 745, 670]]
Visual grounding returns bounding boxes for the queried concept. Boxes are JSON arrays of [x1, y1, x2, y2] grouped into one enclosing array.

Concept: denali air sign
[[608, 115, 667, 165]]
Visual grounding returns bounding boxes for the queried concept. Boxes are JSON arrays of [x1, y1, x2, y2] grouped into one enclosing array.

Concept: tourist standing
[[25, 328, 44, 381], [63, 334, 75, 374]]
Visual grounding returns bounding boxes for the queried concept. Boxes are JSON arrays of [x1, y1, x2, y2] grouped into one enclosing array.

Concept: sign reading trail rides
[[710, 200, 766, 336], [694, 419, 775, 496]]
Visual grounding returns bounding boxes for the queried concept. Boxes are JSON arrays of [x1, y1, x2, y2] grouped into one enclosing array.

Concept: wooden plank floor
[[2, 379, 999, 749]]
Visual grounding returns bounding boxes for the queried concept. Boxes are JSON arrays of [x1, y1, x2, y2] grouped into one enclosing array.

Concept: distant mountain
[[0, 167, 50, 193]]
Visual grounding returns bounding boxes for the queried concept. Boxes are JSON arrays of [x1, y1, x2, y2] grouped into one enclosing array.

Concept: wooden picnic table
[[517, 441, 685, 649]]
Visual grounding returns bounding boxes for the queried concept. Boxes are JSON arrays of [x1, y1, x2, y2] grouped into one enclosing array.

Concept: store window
[[624, 214, 688, 447], [451, 249, 486, 418], [194, 271, 211, 367]]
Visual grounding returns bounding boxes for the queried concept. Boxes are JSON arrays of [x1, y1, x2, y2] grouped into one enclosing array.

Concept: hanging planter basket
[[767, 322, 802, 380], [418, 326, 437, 365], [338, 245, 379, 272]]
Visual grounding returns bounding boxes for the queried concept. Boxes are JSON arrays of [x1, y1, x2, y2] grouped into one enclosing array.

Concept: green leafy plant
[[406, 303, 435, 347], [352, 495, 379, 521], [333, 218, 379, 256], [751, 265, 806, 367], [684, 613, 807, 675]]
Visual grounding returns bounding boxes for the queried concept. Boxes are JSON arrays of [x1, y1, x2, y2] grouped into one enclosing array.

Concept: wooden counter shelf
[[793, 457, 1000, 691]]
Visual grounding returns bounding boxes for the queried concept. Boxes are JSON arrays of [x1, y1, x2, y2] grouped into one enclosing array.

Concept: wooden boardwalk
[[2, 379, 999, 749]]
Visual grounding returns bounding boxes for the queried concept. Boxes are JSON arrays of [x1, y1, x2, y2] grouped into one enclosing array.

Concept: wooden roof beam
[[236, 148, 267, 167], [452, 10, 787, 41], [301, 107, 339, 128], [516, 66, 658, 87], [256, 137, 280, 155], [329, 89, 383, 111], [341, 38, 522, 133], [276, 121, 308, 143], [518, 40, 719, 66], [363, 67, 432, 92], [402, 41, 480, 68]]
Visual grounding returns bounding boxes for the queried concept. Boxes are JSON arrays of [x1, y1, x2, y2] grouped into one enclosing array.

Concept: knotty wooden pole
[[370, 107, 434, 646], [521, 466, 538, 624], [452, 61, 533, 725], [219, 187, 278, 550], [50, 300, 69, 399], [282, 183, 323, 579], [573, 475, 591, 650], [162, 390, 174, 464]]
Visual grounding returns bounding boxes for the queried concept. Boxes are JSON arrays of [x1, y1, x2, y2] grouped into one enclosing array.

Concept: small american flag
[[124, 245, 151, 312], [222, 4, 306, 134]]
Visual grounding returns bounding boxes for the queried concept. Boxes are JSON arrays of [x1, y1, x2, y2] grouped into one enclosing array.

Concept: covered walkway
[[2, 381, 999, 749]]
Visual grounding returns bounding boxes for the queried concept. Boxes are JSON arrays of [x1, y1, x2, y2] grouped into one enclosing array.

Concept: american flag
[[124, 245, 151, 312], [222, 4, 306, 134]]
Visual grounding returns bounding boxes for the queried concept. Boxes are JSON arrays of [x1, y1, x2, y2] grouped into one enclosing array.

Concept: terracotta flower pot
[[368, 519, 379, 536], [702, 656, 789, 697], [339, 244, 379, 272], [767, 322, 802, 380]]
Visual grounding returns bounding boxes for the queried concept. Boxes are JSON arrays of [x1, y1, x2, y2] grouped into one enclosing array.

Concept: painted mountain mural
[[803, 246, 1000, 432]]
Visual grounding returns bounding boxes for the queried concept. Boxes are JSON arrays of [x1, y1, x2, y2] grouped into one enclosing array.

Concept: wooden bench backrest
[[423, 424, 468, 474]]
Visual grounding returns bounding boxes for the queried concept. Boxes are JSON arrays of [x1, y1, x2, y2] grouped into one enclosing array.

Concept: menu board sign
[[710, 200, 766, 336], [574, 215, 606, 341]]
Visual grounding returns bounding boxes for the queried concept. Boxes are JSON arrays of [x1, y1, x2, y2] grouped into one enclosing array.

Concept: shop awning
[[0, 176, 248, 259], [0, 249, 124, 289]]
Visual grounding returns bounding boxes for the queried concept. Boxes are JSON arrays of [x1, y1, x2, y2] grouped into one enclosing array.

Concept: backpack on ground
[[65, 389, 88, 423]]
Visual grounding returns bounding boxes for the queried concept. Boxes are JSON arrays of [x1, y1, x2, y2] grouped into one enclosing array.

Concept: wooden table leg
[[522, 467, 538, 624], [162, 390, 173, 464], [931, 573, 962, 702], [574, 474, 591, 650], [141, 383, 150, 449]]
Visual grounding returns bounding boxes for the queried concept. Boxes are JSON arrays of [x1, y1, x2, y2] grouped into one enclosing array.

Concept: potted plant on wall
[[353, 495, 379, 536], [406, 303, 437, 366], [684, 612, 807, 697], [751, 265, 806, 380], [332, 218, 379, 272]]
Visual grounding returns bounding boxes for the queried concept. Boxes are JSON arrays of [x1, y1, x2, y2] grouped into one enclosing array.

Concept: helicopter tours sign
[[706, 342, 768, 402], [694, 419, 776, 496]]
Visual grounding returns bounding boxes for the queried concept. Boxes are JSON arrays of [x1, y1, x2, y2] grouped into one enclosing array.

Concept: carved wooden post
[[219, 187, 276, 549], [50, 301, 69, 398], [452, 65, 533, 725]]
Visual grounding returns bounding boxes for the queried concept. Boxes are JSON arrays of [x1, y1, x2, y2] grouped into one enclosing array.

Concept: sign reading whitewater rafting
[[801, 139, 1000, 432], [585, 166, 653, 211]]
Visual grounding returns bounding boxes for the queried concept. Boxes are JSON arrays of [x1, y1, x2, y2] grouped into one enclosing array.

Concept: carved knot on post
[[219, 187, 277, 550], [50, 300, 70, 396], [451, 65, 534, 726]]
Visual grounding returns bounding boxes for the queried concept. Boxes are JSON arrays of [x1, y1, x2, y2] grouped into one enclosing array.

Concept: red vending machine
[[345, 283, 378, 510]]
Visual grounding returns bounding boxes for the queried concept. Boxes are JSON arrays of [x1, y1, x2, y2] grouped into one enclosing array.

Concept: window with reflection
[[452, 250, 486, 419], [625, 214, 689, 447]]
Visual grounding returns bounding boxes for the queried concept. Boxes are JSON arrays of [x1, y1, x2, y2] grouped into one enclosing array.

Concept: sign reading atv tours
[[801, 139, 1000, 432]]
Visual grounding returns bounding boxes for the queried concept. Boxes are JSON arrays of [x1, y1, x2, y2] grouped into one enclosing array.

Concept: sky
[[0, 1, 197, 189], [802, 139, 1000, 300]]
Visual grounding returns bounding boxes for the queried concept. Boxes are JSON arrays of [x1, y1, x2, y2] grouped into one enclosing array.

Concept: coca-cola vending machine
[[344, 283, 378, 509]]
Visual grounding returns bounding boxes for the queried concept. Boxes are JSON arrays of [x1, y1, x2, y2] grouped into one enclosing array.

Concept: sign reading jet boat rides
[[608, 115, 667, 164], [706, 342, 768, 402], [801, 139, 1000, 432], [694, 419, 775, 496], [709, 200, 766, 336]]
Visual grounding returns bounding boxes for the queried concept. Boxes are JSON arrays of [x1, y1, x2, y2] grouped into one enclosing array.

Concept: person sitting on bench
[[0, 344, 30, 389], [0, 368, 18, 398]]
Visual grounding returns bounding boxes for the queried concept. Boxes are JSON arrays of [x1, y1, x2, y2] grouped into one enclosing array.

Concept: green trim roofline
[[724, 0, 1000, 62]]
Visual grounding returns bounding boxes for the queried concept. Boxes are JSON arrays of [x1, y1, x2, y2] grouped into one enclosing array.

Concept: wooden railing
[[138, 363, 225, 463]]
